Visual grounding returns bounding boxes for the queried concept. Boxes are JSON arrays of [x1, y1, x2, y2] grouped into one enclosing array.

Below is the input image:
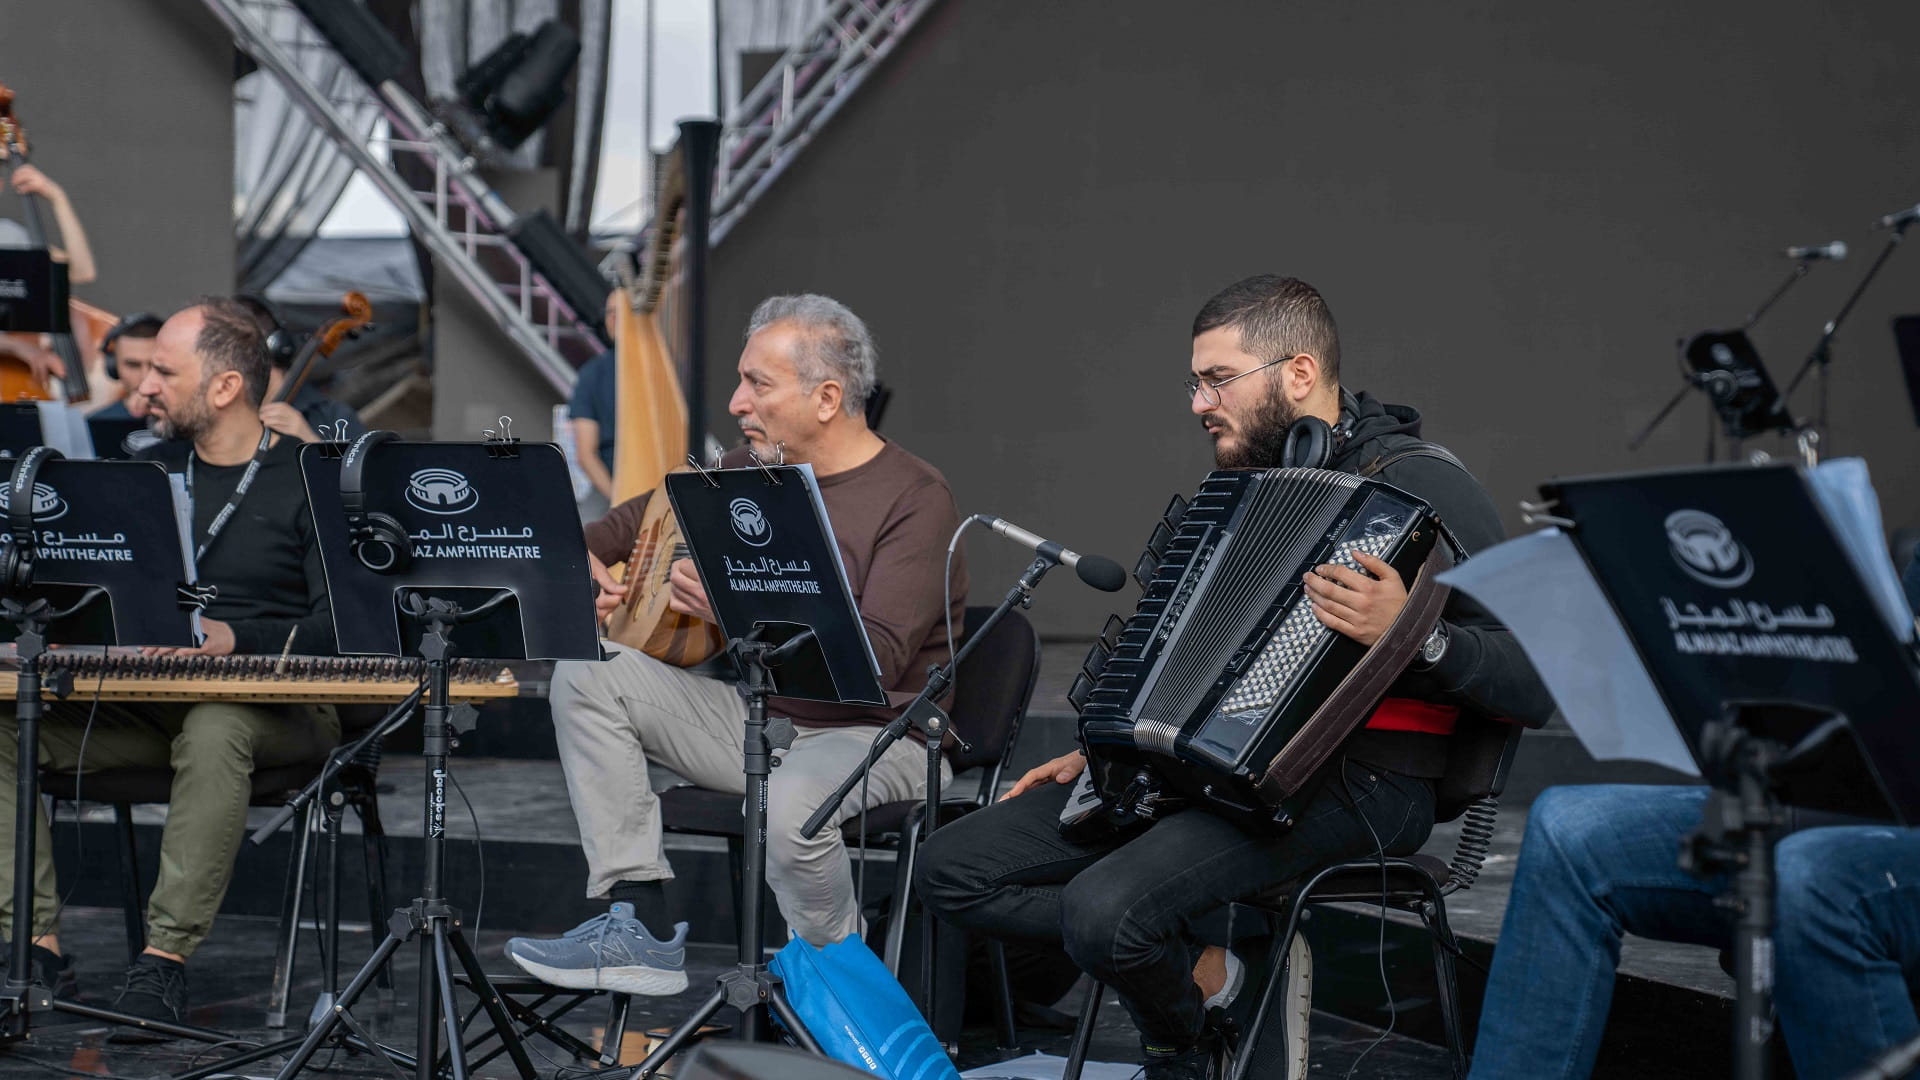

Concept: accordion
[[1064, 467, 1455, 837]]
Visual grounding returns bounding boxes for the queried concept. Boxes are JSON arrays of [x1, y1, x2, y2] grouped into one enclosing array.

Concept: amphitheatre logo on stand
[[1664, 509, 1753, 589], [729, 497, 772, 546], [0, 482, 69, 523], [405, 469, 479, 515]]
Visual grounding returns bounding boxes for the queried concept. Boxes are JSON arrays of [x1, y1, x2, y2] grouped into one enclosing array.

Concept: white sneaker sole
[[1281, 935, 1311, 1080], [508, 954, 690, 997]]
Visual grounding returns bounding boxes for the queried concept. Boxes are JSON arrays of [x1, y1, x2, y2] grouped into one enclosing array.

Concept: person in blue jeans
[[1468, 784, 1920, 1078]]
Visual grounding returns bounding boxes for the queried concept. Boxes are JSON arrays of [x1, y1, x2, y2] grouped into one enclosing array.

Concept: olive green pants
[[0, 700, 339, 959]]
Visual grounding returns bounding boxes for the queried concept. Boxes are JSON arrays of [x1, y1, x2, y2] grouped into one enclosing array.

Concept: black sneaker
[[0, 943, 77, 998], [107, 954, 188, 1043], [1142, 1041, 1216, 1080]]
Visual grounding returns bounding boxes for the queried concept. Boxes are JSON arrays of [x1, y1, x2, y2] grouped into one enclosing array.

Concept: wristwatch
[[1411, 621, 1450, 671]]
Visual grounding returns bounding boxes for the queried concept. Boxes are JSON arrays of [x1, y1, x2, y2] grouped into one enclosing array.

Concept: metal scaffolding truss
[[205, 0, 599, 393], [711, 0, 944, 243]]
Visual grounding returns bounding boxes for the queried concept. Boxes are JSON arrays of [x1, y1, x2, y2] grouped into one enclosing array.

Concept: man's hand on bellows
[[1304, 550, 1409, 648], [589, 553, 626, 622], [667, 557, 714, 623], [1001, 750, 1085, 801]]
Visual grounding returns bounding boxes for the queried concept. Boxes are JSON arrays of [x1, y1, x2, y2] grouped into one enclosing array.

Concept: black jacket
[[1328, 390, 1557, 776]]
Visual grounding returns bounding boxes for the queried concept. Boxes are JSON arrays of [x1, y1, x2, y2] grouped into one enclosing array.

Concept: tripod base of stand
[[275, 897, 534, 1080], [629, 963, 822, 1079]]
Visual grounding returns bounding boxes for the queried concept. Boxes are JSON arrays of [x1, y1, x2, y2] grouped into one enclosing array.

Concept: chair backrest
[[945, 606, 1042, 802], [1433, 709, 1526, 823]]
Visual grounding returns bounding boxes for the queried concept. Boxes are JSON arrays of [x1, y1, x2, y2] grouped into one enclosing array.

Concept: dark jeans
[[914, 757, 1436, 1048]]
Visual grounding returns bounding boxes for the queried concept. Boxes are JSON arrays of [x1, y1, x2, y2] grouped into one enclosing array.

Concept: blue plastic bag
[[769, 934, 960, 1080]]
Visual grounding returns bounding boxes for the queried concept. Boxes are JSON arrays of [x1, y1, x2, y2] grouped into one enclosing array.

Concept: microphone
[[972, 514, 1127, 592], [1877, 203, 1920, 230], [1784, 241, 1847, 261]]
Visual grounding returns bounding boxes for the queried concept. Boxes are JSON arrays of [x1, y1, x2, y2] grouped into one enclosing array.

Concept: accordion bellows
[[1069, 467, 1454, 833]]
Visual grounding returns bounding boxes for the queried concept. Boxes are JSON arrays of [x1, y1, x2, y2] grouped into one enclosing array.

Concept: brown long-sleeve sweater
[[585, 439, 968, 731]]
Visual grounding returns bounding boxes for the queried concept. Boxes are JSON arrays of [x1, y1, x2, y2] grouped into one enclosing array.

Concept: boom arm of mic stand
[[248, 682, 426, 845], [799, 555, 1056, 839]]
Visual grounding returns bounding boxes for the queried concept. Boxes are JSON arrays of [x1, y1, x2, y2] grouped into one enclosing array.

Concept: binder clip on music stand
[[0, 449, 240, 1046], [625, 460, 894, 1077], [271, 429, 601, 1080]]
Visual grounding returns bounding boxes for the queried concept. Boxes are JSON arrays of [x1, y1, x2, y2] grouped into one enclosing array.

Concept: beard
[[1208, 385, 1300, 468], [150, 393, 212, 442]]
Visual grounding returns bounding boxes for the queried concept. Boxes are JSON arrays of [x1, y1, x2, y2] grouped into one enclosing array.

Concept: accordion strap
[[1255, 539, 1458, 803]]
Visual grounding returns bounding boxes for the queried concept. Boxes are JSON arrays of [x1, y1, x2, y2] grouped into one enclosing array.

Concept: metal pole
[[678, 120, 722, 459], [416, 649, 450, 1080], [736, 648, 771, 1042]]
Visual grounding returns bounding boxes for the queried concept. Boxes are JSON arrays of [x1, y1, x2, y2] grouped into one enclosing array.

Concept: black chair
[[41, 722, 391, 1029], [1061, 713, 1524, 1080], [657, 605, 1043, 1046]]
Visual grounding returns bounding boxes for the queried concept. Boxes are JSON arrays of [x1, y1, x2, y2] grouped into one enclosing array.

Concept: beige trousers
[[549, 643, 947, 945]]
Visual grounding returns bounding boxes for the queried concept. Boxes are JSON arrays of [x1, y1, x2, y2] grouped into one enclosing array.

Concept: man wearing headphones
[[0, 298, 339, 1035], [89, 311, 164, 420], [914, 275, 1553, 1080], [233, 293, 366, 444]]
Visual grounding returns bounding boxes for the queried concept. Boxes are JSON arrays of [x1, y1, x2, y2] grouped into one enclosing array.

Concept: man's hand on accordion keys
[[1002, 749, 1086, 801], [1303, 549, 1409, 648]]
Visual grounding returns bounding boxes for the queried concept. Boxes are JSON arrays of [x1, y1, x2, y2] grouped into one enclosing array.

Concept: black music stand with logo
[[259, 434, 599, 1080], [1535, 462, 1920, 1080], [0, 248, 66, 335], [0, 451, 216, 1045], [617, 461, 888, 1078]]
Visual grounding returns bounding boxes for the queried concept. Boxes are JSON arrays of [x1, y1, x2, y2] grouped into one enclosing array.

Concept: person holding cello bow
[[503, 293, 967, 997], [0, 80, 98, 404]]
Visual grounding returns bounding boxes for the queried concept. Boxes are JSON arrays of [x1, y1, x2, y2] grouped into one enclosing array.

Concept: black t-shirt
[[136, 435, 336, 656]]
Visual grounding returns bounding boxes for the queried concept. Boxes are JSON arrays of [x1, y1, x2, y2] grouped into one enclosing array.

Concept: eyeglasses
[[1183, 354, 1300, 407]]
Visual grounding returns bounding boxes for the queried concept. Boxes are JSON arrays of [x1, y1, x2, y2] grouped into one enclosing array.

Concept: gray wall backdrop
[[0, 0, 234, 313], [706, 0, 1920, 638]]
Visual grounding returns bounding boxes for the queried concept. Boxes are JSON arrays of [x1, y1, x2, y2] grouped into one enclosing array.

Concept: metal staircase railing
[[204, 0, 604, 394], [711, 0, 943, 244]]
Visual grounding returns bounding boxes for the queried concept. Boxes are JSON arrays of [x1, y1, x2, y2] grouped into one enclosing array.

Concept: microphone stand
[[800, 553, 1060, 1021], [1783, 219, 1914, 447], [1629, 254, 1821, 456]]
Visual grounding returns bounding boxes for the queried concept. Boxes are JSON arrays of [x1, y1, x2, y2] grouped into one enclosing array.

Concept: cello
[[0, 81, 90, 404]]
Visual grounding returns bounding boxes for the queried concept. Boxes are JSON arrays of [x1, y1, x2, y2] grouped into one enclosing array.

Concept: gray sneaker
[[505, 902, 689, 996]]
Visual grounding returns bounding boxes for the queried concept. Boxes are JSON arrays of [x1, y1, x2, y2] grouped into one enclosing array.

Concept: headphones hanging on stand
[[235, 293, 298, 369], [3, 446, 61, 591], [340, 430, 411, 574]]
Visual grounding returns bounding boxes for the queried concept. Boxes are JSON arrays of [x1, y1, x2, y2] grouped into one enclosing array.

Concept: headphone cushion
[[1282, 417, 1334, 470]]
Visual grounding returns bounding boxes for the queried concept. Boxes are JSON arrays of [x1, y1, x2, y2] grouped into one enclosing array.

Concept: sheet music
[[793, 462, 884, 682], [169, 472, 203, 639], [1438, 528, 1699, 776], [1809, 457, 1914, 642]]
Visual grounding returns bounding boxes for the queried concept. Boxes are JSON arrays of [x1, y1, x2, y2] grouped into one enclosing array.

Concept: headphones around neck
[[236, 292, 298, 369], [1283, 417, 1334, 469], [99, 312, 163, 381], [4, 446, 62, 591], [340, 430, 411, 574]]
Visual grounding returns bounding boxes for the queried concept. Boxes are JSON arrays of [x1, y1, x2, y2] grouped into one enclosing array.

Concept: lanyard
[[186, 426, 273, 562]]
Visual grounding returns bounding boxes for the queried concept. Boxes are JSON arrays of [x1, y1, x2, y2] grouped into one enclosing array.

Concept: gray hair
[[745, 294, 878, 417]]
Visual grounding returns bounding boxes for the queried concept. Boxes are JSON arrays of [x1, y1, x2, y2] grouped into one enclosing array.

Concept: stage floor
[[0, 906, 1451, 1079]]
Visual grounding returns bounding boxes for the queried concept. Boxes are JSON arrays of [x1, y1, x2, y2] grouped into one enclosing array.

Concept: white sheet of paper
[[962, 1053, 1141, 1080], [1438, 528, 1699, 776], [1809, 457, 1913, 642]]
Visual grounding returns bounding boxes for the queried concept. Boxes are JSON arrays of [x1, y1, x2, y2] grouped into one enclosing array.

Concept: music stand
[[0, 249, 65, 334], [260, 434, 598, 1080], [618, 461, 887, 1078], [0, 451, 223, 1046], [1533, 462, 1920, 1080]]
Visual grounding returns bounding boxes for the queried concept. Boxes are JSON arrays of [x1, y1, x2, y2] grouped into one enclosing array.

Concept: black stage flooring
[[0, 906, 1451, 1079]]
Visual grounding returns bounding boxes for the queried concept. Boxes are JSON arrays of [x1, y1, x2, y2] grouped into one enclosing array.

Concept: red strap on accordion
[[1364, 696, 1460, 735]]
